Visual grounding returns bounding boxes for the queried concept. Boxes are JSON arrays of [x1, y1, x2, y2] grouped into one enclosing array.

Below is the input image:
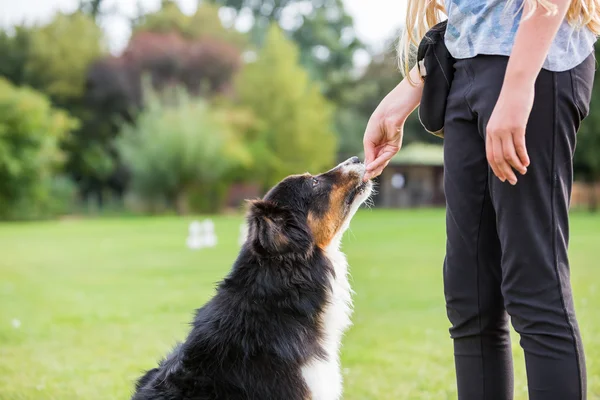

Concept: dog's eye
[[312, 177, 319, 187]]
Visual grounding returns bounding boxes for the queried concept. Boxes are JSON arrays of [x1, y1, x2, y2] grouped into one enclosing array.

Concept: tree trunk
[[175, 188, 189, 215]]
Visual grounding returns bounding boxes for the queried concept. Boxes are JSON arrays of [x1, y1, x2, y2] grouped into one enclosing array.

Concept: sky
[[0, 0, 407, 57]]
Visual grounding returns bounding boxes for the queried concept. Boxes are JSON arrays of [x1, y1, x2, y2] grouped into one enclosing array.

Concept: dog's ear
[[246, 199, 308, 255], [246, 199, 290, 255]]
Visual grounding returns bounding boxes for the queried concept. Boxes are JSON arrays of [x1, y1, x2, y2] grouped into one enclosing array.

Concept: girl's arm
[[363, 66, 423, 181], [486, 0, 571, 184]]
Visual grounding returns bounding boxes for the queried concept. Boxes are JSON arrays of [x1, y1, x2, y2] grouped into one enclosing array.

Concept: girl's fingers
[[367, 160, 390, 180], [513, 131, 530, 169], [502, 134, 527, 175], [495, 137, 517, 185], [487, 134, 504, 182]]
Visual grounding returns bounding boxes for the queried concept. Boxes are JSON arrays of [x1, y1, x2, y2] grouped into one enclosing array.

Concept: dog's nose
[[347, 156, 361, 165]]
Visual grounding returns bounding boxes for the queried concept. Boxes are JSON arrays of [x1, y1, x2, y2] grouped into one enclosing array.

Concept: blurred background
[[0, 0, 599, 399], [0, 0, 598, 215]]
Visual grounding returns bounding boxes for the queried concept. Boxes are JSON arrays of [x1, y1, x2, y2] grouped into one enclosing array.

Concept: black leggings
[[443, 54, 595, 400]]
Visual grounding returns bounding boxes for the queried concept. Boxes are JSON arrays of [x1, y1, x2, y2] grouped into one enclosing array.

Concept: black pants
[[443, 54, 595, 400]]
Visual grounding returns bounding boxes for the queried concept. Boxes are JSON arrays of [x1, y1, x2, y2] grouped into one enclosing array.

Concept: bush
[[117, 86, 251, 214], [0, 78, 78, 220], [6, 176, 78, 220]]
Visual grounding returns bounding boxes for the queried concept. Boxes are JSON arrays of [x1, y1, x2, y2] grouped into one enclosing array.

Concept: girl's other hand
[[486, 82, 533, 185]]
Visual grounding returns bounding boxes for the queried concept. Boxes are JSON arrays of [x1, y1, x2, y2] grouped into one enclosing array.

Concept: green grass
[[0, 210, 599, 399]]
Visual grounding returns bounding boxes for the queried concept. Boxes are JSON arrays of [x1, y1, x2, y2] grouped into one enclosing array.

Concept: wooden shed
[[371, 143, 445, 208]]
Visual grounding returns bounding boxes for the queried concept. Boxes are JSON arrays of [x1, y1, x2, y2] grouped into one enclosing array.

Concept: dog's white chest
[[301, 244, 353, 400]]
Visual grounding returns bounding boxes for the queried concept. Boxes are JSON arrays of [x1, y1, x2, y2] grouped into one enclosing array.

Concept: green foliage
[[78, 0, 106, 20], [211, 103, 270, 182], [133, 1, 246, 47], [209, 0, 362, 100], [335, 107, 369, 160], [79, 2, 245, 202], [133, 0, 190, 36], [291, 0, 362, 91], [187, 3, 247, 47], [0, 13, 112, 205], [236, 25, 336, 186], [209, 0, 295, 25], [0, 78, 78, 220], [117, 86, 251, 213], [0, 26, 33, 87], [25, 12, 105, 101]]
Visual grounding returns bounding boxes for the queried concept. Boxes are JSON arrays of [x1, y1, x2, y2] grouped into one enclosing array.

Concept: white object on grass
[[186, 219, 218, 250], [204, 219, 217, 248]]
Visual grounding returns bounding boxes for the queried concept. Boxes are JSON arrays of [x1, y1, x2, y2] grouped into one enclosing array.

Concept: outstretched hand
[[363, 119, 403, 181], [362, 68, 423, 181]]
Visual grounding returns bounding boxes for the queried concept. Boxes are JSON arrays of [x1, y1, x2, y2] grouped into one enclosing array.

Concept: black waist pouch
[[416, 20, 455, 138]]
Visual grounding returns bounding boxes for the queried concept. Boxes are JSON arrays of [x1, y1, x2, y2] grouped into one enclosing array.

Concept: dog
[[132, 157, 373, 400]]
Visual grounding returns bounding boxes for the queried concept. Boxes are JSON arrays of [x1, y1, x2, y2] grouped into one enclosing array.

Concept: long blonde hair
[[400, 0, 600, 83]]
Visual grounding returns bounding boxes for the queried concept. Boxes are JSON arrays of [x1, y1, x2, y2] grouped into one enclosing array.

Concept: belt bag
[[416, 20, 456, 139]]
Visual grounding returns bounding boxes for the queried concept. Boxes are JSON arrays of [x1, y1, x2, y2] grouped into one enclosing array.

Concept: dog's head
[[246, 157, 373, 256]]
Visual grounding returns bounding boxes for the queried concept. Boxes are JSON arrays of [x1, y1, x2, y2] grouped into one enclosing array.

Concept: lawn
[[0, 209, 599, 399]]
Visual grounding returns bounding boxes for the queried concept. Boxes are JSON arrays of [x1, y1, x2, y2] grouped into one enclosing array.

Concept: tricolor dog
[[132, 157, 373, 400]]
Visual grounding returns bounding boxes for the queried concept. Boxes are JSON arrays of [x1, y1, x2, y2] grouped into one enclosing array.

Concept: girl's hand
[[363, 67, 423, 181], [363, 105, 405, 182], [486, 82, 533, 185]]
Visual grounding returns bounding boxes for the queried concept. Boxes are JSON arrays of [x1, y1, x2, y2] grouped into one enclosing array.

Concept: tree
[[21, 12, 110, 204], [117, 86, 251, 213], [132, 1, 246, 47], [25, 12, 105, 103], [0, 15, 112, 206], [124, 2, 244, 96], [236, 25, 336, 186], [208, 0, 362, 97], [0, 26, 33, 87], [79, 0, 106, 20], [118, 31, 241, 95], [132, 0, 190, 37], [210, 0, 297, 25], [290, 0, 362, 92], [77, 2, 247, 205], [0, 78, 78, 220]]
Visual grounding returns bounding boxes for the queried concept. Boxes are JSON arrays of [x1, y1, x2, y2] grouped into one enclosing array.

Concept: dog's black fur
[[132, 160, 367, 400]]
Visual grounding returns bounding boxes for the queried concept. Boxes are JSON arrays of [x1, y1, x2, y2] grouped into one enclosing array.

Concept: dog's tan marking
[[307, 173, 357, 249]]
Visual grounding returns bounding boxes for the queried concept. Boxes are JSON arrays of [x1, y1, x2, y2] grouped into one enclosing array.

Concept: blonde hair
[[400, 0, 600, 83]]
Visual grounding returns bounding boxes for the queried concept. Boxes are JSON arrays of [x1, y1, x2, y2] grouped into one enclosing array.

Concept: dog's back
[[132, 249, 325, 400]]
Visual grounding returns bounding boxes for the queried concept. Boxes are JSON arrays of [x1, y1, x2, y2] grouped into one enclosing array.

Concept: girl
[[363, 1, 598, 398]]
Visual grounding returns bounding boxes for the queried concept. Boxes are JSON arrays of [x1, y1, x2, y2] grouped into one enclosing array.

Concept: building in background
[[372, 143, 445, 208]]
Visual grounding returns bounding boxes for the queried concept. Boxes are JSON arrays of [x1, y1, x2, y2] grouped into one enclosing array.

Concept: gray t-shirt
[[444, 0, 597, 71]]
